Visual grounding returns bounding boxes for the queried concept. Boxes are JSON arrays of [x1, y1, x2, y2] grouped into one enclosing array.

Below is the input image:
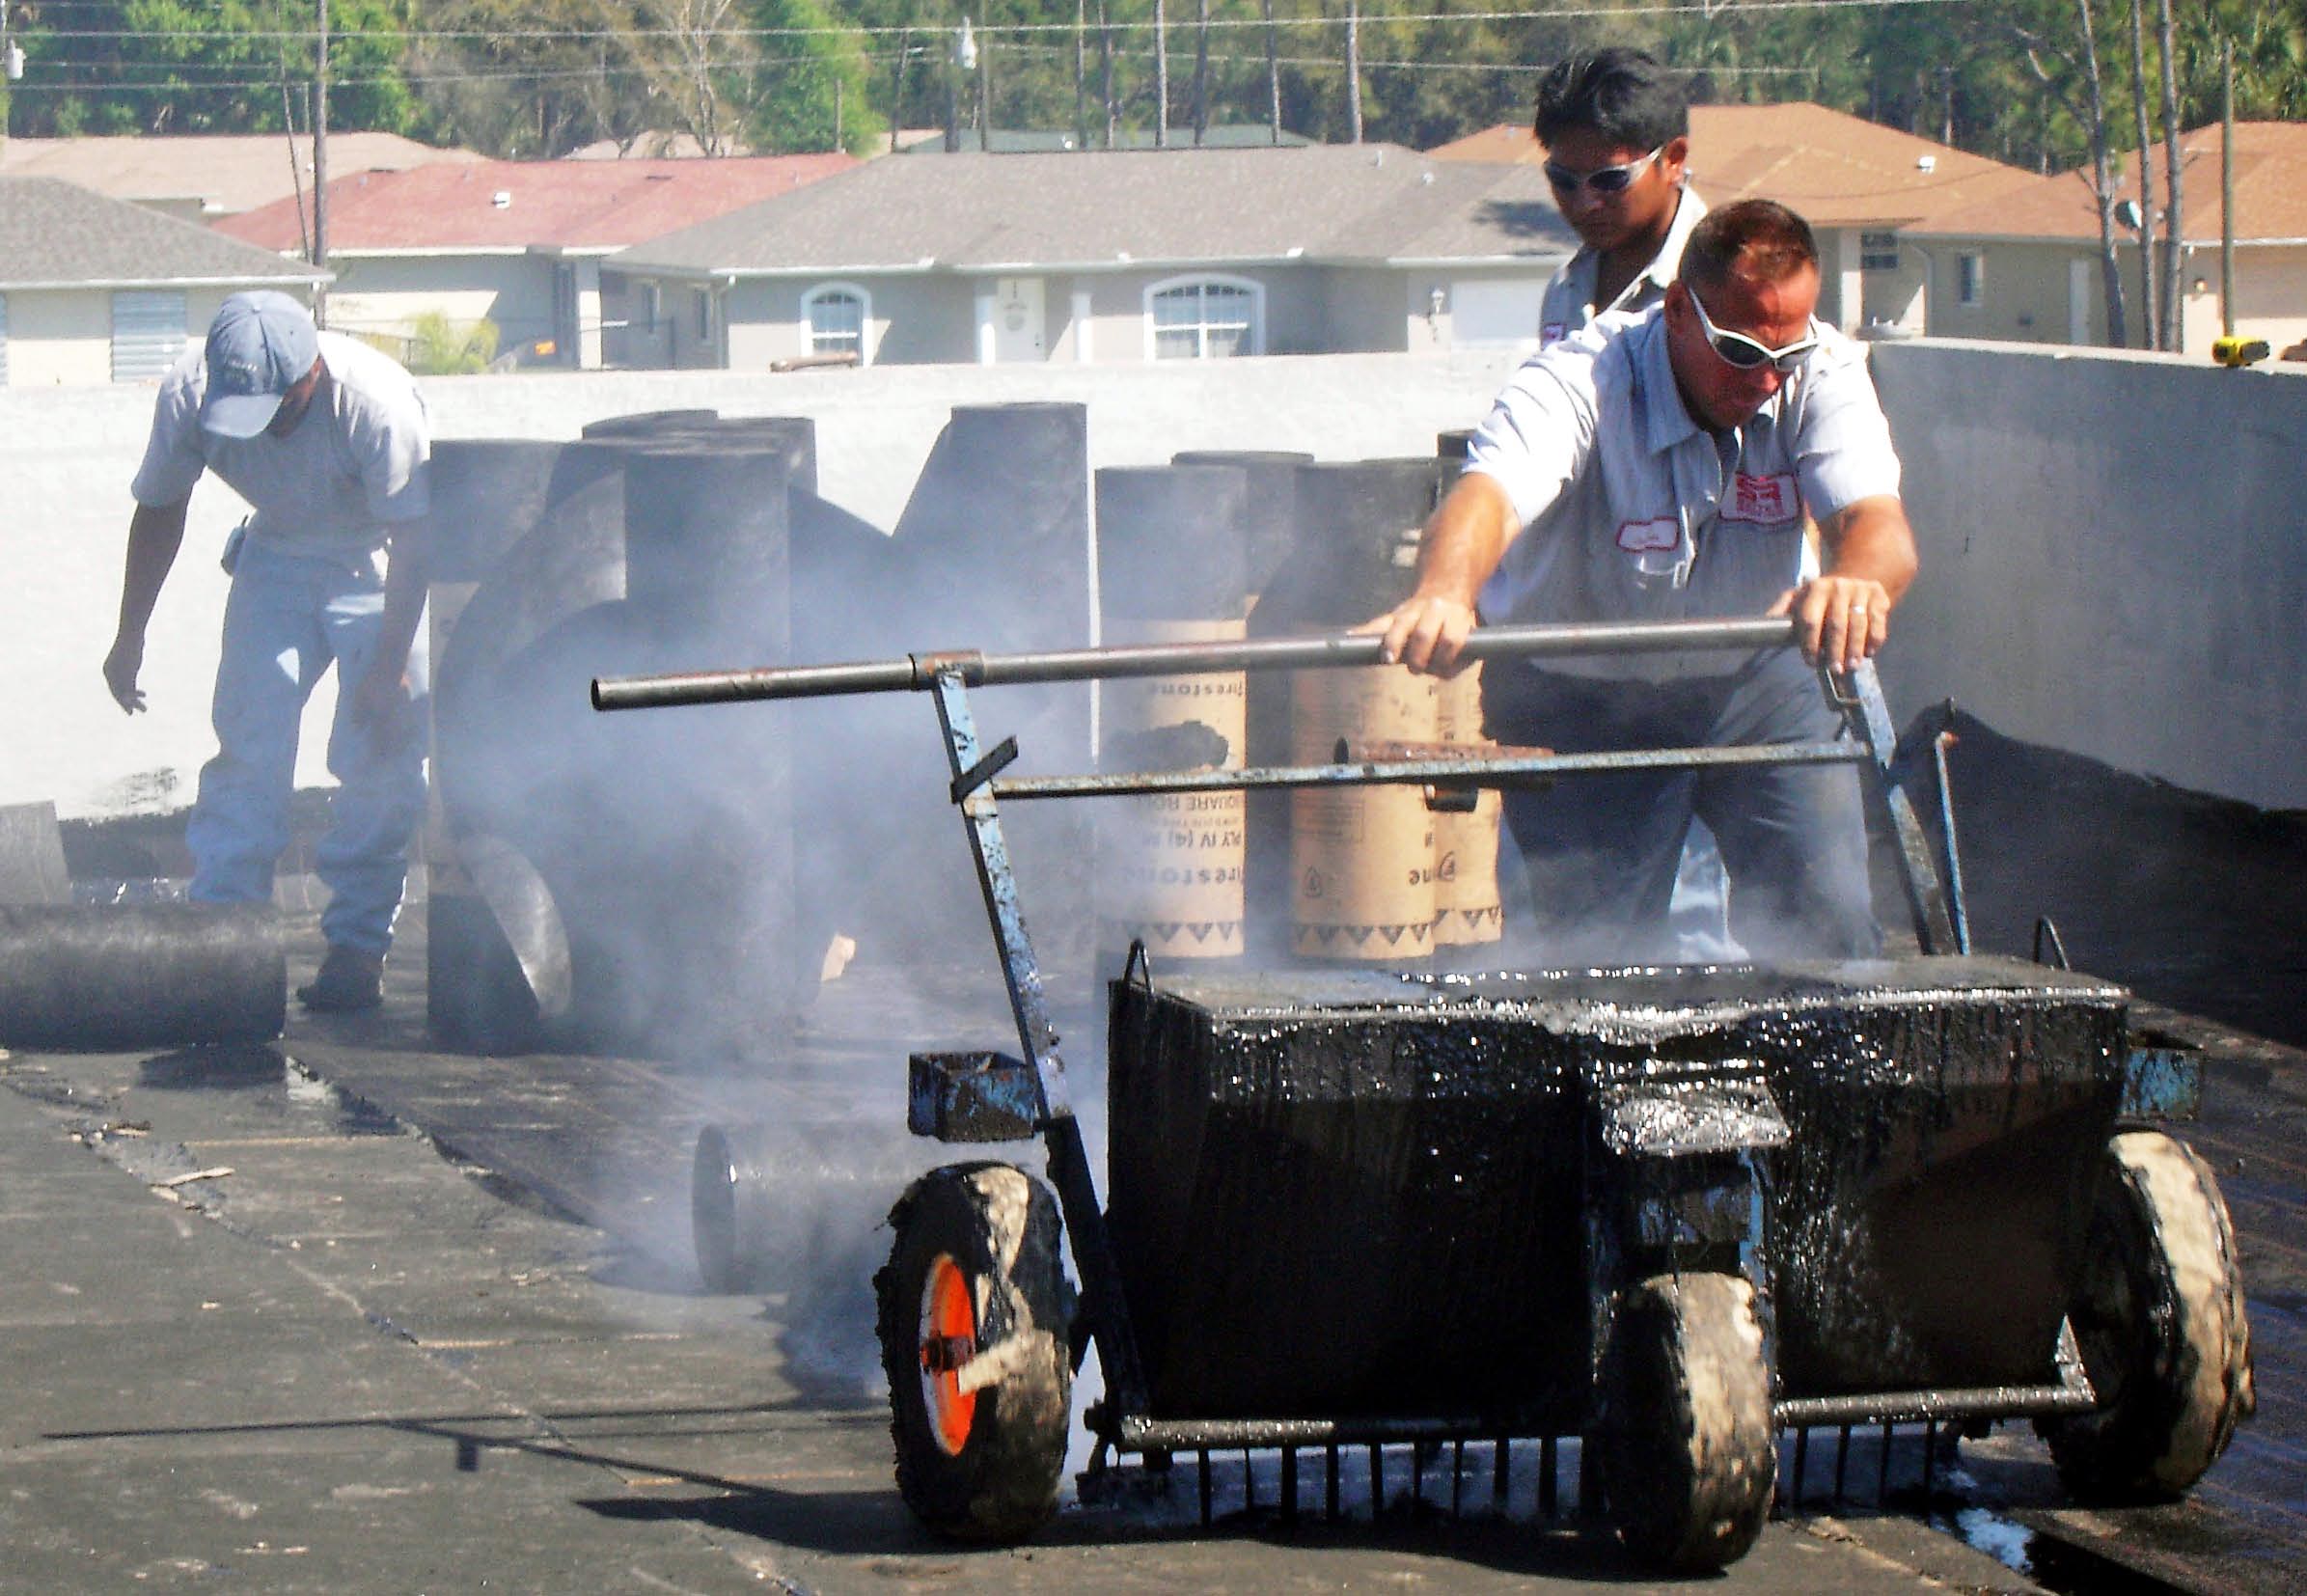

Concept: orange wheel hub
[[919, 1253, 979, 1455]]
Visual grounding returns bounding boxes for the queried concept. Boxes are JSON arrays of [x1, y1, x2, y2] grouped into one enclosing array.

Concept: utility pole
[[947, 17, 973, 152], [1073, 0, 1087, 151], [975, 24, 991, 147], [2127, 0, 2158, 349], [1193, 0, 1209, 147], [313, 0, 329, 326], [2221, 41, 2237, 341], [1154, 0, 1168, 148], [1345, 0, 1363, 145], [1263, 0, 1280, 144]]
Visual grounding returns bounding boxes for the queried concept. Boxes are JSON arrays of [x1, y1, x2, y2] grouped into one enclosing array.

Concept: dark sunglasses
[[1542, 146, 1663, 196], [1687, 289, 1820, 373]]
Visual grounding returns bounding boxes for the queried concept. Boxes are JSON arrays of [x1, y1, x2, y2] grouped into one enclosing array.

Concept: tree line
[[3, 1, 2299, 180]]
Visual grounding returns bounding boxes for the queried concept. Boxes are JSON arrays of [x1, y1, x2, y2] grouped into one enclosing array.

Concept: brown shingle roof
[[613, 145, 1575, 277], [1431, 103, 2039, 228], [211, 155, 862, 255], [0, 133, 478, 216], [1909, 122, 2307, 244], [0, 176, 327, 290]]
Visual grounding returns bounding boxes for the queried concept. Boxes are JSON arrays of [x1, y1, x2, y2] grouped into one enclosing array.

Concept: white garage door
[[1450, 279, 1548, 349]]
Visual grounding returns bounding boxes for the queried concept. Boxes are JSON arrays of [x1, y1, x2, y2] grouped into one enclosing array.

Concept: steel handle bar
[[590, 616, 1799, 712], [988, 740, 1864, 803]]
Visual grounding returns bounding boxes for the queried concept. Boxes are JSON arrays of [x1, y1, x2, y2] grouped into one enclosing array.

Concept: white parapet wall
[[2, 350, 1520, 817], [1870, 338, 2307, 812], [12, 340, 2303, 820]]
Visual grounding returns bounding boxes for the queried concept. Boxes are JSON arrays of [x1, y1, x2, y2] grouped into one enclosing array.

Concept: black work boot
[[297, 945, 385, 1011]]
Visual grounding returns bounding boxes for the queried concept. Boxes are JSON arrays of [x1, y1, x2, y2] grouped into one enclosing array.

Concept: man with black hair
[[1370, 200, 1917, 964], [1533, 46, 1703, 346]]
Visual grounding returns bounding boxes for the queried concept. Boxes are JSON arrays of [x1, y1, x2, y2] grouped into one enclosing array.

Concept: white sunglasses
[[1687, 289, 1820, 373]]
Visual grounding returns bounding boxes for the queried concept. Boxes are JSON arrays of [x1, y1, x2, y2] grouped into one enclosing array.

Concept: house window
[[693, 289, 712, 342], [1146, 275, 1263, 360], [1957, 253, 1985, 307], [1860, 232, 1900, 271], [802, 283, 868, 363], [112, 289, 188, 381]]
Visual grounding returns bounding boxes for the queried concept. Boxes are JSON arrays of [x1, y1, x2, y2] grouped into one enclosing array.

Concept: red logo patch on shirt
[[1615, 517, 1681, 553], [1728, 472, 1799, 523], [1540, 321, 1569, 346]]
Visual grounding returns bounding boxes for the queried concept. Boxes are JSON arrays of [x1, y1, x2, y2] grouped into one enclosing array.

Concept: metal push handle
[[590, 616, 1800, 713]]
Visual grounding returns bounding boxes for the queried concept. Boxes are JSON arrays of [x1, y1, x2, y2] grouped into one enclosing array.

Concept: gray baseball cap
[[201, 291, 321, 438]]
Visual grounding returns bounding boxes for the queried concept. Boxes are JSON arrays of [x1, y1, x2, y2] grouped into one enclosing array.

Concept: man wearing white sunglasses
[[1533, 47, 1703, 347], [1369, 200, 1916, 964]]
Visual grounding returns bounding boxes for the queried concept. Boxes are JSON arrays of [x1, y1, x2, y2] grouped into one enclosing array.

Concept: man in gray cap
[[104, 291, 432, 1011]]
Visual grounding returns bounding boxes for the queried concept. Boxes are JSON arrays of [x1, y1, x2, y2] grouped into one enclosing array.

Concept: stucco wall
[[1917, 235, 2307, 357], [623, 261, 1563, 371], [0, 286, 242, 388], [15, 338, 2300, 817], [2, 288, 115, 386], [325, 253, 550, 353], [1871, 336, 2307, 810]]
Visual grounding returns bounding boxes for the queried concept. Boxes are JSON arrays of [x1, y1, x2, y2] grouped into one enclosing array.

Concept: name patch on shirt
[[1540, 321, 1570, 346], [1615, 516, 1681, 553], [1728, 472, 1800, 523]]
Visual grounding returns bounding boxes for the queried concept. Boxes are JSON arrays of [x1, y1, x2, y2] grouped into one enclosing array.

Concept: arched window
[[1145, 275, 1263, 360], [802, 283, 870, 364]]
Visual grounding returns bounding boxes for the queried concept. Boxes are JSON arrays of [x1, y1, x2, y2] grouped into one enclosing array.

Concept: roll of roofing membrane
[[0, 903, 285, 1050]]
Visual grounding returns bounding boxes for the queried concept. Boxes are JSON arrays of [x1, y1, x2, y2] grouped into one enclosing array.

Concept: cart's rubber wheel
[[875, 1162, 1073, 1543], [2038, 1129, 2255, 1500], [692, 1123, 745, 1295], [1595, 1271, 1775, 1574]]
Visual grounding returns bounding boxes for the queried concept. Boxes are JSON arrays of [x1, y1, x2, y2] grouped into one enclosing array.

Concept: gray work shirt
[[131, 331, 430, 565], [1466, 304, 1903, 681], [1537, 186, 1708, 347]]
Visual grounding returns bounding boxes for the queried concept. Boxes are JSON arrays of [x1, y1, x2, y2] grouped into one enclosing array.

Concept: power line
[[11, 0, 1978, 48], [6, 39, 1833, 92]]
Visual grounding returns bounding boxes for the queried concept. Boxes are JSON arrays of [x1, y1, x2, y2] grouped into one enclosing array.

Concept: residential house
[[211, 155, 858, 370], [1907, 122, 2307, 355], [1430, 105, 2038, 335], [603, 145, 1575, 370], [0, 176, 325, 388], [0, 132, 478, 222]]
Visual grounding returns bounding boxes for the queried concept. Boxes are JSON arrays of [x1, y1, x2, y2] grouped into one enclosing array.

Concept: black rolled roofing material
[[1096, 464, 1250, 623], [0, 904, 284, 1050]]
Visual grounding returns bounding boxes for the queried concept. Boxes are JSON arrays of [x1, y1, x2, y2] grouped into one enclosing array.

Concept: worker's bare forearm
[[1370, 473, 1519, 674], [1412, 473, 1517, 610], [1822, 495, 1918, 607], [374, 520, 430, 680], [115, 501, 189, 638]]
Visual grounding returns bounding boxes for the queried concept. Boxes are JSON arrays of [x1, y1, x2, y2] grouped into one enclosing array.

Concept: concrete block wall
[[11, 339, 2304, 819], [1870, 339, 2307, 811], [3, 351, 1519, 816]]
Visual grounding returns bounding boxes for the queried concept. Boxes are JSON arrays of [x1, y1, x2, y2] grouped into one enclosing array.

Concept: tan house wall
[[323, 253, 555, 359], [0, 285, 250, 387], [620, 261, 1567, 370], [1915, 238, 2091, 344], [1916, 234, 2307, 356], [3, 289, 116, 386], [2177, 245, 2307, 358]]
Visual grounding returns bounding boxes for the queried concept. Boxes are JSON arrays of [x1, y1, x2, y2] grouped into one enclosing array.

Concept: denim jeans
[[1483, 649, 1879, 965], [185, 540, 426, 955]]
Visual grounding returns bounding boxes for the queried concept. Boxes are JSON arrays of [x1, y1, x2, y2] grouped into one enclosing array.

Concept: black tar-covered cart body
[[1109, 958, 2120, 1423], [594, 619, 2252, 1575]]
